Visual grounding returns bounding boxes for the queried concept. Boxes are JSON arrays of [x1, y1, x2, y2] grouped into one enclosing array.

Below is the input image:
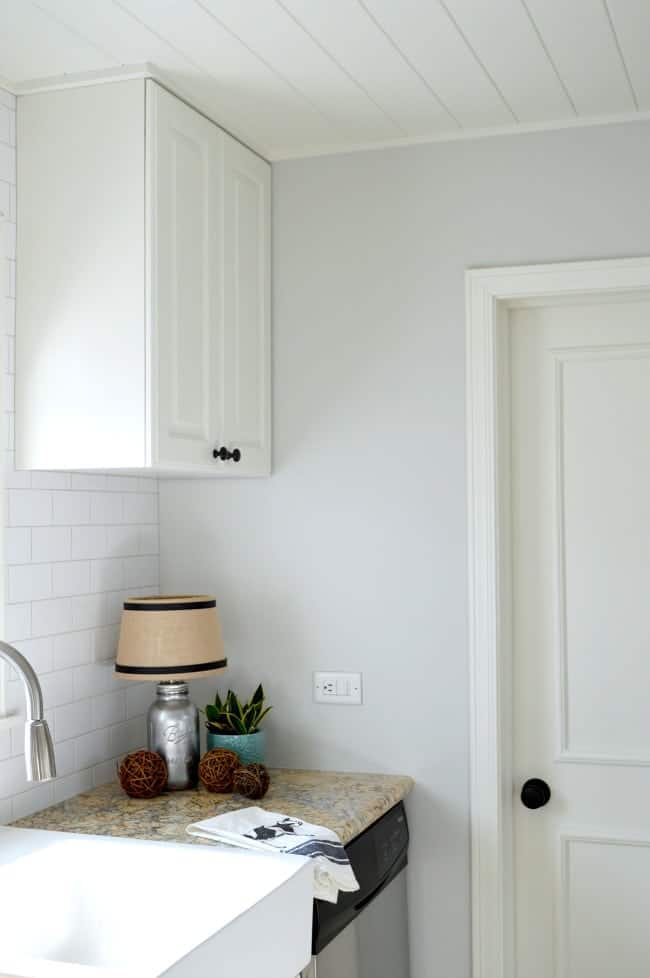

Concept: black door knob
[[213, 446, 241, 462], [521, 778, 551, 809]]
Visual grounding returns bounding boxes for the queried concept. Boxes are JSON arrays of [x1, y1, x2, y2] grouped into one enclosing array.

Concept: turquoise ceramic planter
[[206, 730, 266, 765]]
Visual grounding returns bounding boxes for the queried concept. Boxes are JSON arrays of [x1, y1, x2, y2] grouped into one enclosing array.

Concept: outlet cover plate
[[313, 671, 362, 705]]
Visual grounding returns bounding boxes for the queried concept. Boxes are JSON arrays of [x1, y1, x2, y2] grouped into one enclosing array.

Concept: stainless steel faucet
[[0, 640, 56, 781]]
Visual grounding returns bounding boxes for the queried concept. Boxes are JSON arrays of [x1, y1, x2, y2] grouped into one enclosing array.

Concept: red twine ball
[[118, 749, 168, 799]]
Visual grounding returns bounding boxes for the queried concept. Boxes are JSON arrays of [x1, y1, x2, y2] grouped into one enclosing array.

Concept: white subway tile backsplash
[[92, 758, 119, 788], [0, 729, 11, 761], [8, 489, 52, 526], [73, 663, 115, 700], [109, 476, 140, 493], [0, 183, 10, 226], [69, 473, 107, 491], [31, 597, 72, 637], [39, 669, 74, 708], [93, 624, 119, 662], [109, 716, 146, 758], [5, 411, 14, 451], [0, 143, 15, 183], [52, 490, 91, 525], [139, 525, 159, 555], [8, 561, 52, 603], [105, 524, 139, 557], [123, 493, 158, 524], [0, 754, 28, 799], [1, 125, 158, 821], [54, 699, 93, 742], [123, 555, 158, 589], [125, 683, 153, 721], [32, 526, 71, 562], [52, 560, 91, 597], [53, 769, 92, 804], [75, 727, 111, 769], [71, 525, 107, 559], [9, 719, 24, 757], [3, 451, 30, 487], [1, 220, 15, 262], [90, 492, 123, 524], [92, 689, 126, 728], [52, 630, 93, 670], [4, 371, 13, 411], [6, 526, 31, 564], [13, 637, 53, 676], [105, 589, 128, 625], [31, 471, 71, 490], [12, 782, 55, 818], [1, 300, 15, 340], [71, 593, 107, 630], [0, 105, 11, 144], [90, 557, 123, 593], [5, 602, 31, 641], [52, 738, 76, 778]]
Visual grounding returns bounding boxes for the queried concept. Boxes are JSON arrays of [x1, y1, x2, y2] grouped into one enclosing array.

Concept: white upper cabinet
[[222, 134, 271, 477], [16, 79, 271, 476]]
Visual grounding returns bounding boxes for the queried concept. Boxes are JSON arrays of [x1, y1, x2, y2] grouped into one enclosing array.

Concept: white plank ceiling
[[0, 0, 647, 159]]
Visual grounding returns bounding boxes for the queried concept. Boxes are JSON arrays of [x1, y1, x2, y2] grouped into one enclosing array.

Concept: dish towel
[[186, 807, 360, 903]]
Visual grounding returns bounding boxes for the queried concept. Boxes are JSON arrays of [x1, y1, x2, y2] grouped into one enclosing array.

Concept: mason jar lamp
[[115, 595, 227, 790]]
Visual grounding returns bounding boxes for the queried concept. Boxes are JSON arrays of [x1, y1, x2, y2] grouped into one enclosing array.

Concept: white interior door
[[510, 292, 650, 978], [149, 81, 221, 469]]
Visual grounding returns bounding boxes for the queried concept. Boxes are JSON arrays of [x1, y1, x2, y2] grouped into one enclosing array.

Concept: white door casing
[[466, 257, 650, 978]]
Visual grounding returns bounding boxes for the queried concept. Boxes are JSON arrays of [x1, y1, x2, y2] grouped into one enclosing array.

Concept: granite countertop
[[13, 769, 413, 846]]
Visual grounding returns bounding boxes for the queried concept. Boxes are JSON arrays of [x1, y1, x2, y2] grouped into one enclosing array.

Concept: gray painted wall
[[160, 119, 650, 978]]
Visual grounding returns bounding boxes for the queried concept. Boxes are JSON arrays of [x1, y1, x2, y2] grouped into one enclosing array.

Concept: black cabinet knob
[[520, 778, 551, 810], [213, 446, 241, 462]]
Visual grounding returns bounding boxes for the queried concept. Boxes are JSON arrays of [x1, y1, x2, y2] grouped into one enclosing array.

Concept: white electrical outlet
[[313, 671, 362, 705]]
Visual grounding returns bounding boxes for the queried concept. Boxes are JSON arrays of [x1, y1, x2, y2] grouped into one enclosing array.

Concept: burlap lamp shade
[[115, 595, 227, 681]]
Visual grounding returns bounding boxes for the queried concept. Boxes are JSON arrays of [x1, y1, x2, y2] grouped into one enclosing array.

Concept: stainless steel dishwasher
[[300, 802, 410, 978]]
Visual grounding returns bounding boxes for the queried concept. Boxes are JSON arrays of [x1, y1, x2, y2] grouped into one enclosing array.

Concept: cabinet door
[[221, 135, 271, 476], [148, 81, 221, 470]]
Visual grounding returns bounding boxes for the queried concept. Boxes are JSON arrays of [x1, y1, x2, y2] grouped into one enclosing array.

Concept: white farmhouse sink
[[0, 826, 313, 978]]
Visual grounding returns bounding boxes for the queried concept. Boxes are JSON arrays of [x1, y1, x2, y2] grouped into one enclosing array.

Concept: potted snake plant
[[203, 685, 272, 764]]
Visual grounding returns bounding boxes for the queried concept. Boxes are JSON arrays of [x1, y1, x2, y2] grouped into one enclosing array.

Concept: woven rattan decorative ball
[[233, 763, 271, 800], [199, 748, 241, 793], [118, 749, 168, 799]]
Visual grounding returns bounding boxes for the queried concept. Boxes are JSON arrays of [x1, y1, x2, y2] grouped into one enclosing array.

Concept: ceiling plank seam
[[438, 0, 519, 124], [519, 0, 578, 116], [602, 0, 640, 111], [191, 0, 346, 138], [272, 0, 409, 137], [30, 0, 119, 65], [355, 0, 462, 129]]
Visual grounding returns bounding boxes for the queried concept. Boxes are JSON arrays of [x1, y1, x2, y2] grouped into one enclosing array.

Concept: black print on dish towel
[[245, 816, 351, 864]]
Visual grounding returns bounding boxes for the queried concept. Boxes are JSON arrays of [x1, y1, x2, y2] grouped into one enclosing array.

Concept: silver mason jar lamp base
[[147, 681, 199, 790]]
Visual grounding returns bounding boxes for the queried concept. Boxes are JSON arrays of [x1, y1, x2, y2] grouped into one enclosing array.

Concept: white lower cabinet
[[16, 78, 271, 476]]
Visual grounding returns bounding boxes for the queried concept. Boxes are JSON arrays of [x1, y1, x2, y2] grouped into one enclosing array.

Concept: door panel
[[149, 81, 221, 468], [560, 834, 650, 978], [559, 348, 650, 761], [510, 295, 650, 978], [222, 134, 271, 475]]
